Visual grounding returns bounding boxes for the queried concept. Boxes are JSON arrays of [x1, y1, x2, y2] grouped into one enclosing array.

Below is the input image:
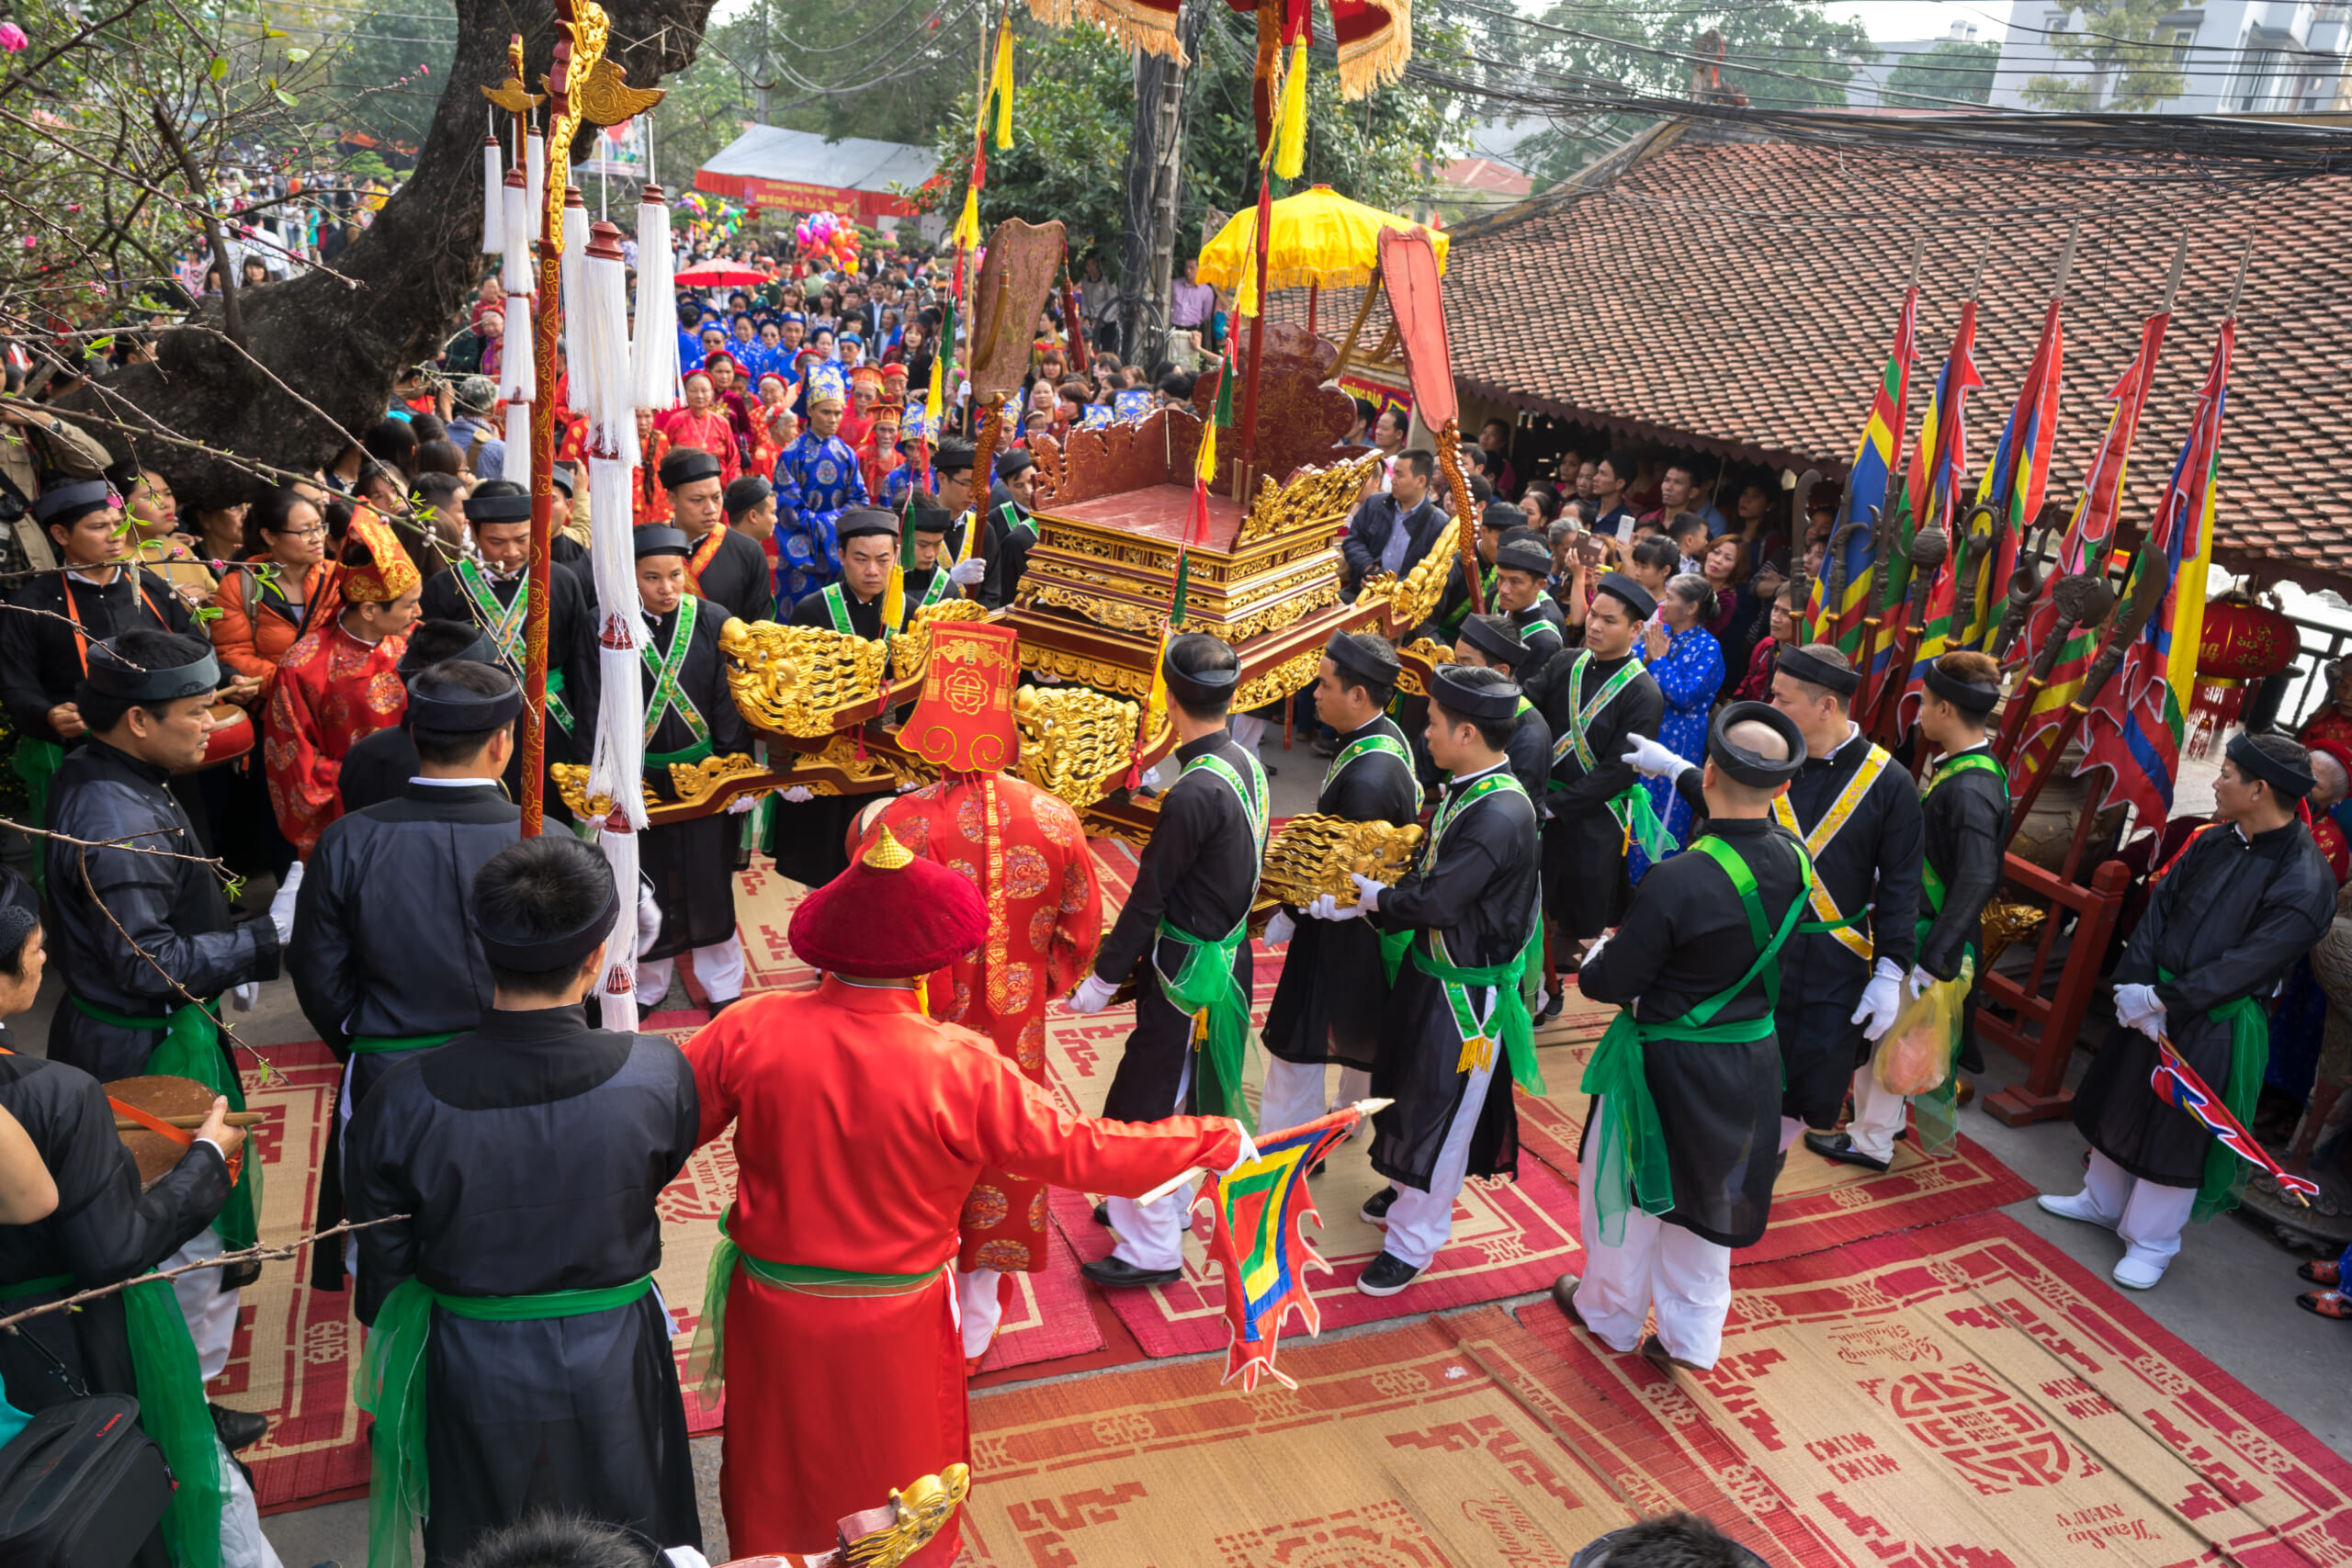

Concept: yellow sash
[[1770, 741, 1891, 964]]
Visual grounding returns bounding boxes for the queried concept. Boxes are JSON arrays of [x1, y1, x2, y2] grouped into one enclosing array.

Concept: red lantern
[[2187, 596, 2298, 757]]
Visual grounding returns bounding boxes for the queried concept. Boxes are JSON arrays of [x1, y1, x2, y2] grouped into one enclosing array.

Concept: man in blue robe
[[770, 362, 868, 607]]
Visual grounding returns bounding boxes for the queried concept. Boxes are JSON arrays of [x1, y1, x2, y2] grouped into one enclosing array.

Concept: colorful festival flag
[[2078, 319, 2234, 827], [1196, 1106, 1367, 1392], [1805, 287, 1917, 656], [1893, 299, 1986, 729], [1957, 296, 2064, 650], [2152, 1036, 2316, 1201], [2007, 309, 2171, 779]]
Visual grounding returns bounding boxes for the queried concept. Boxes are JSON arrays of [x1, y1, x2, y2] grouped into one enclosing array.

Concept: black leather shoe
[[1091, 1201, 1110, 1227], [1641, 1334, 1710, 1372], [1804, 1130, 1890, 1173], [707, 995, 740, 1018], [1536, 990, 1565, 1024], [209, 1402, 269, 1452], [1080, 1256, 1180, 1288], [1355, 1252, 1420, 1297], [1359, 1186, 1398, 1227], [1552, 1272, 1589, 1329]]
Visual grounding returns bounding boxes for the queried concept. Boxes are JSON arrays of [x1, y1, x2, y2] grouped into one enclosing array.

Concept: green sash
[[1578, 833, 1812, 1243], [1440, 565, 1499, 636], [1907, 750, 2009, 1152], [685, 1206, 946, 1399], [639, 594, 707, 750], [454, 561, 571, 731], [1549, 649, 1645, 773], [914, 564, 954, 614], [1157, 913, 1255, 1129], [1408, 770, 1544, 1091], [10, 737, 62, 895], [68, 994, 258, 1251], [346, 1032, 462, 1055], [999, 501, 1037, 542], [1320, 729, 1420, 812], [2155, 964, 2269, 1224], [356, 1274, 656, 1568], [1182, 750, 1270, 853]]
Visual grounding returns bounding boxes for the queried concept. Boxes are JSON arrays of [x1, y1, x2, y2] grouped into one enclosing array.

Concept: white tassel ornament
[[583, 223, 638, 465], [629, 186, 679, 412], [500, 175, 530, 295], [526, 130, 546, 243], [561, 193, 591, 414], [504, 400, 532, 492], [481, 137, 503, 256]]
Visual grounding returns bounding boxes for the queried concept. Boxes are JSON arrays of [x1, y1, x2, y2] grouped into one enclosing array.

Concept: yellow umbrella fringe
[[1274, 41, 1307, 180]]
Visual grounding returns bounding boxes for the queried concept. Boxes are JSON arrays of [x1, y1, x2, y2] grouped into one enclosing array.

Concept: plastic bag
[[1877, 957, 1974, 1097]]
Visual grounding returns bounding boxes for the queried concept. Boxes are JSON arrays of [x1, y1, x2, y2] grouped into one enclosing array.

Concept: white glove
[[1067, 973, 1119, 1014], [1851, 957, 1907, 1042], [948, 555, 987, 586], [780, 784, 815, 802], [227, 981, 260, 1013], [1217, 1122, 1262, 1176], [1138, 763, 1164, 791], [635, 875, 663, 960], [1306, 893, 1364, 922], [1263, 909, 1295, 946], [1621, 733, 1693, 782], [1580, 930, 1612, 969], [1349, 873, 1387, 912], [2113, 981, 2166, 1041], [725, 793, 760, 814], [1907, 964, 1937, 998], [268, 859, 303, 945]]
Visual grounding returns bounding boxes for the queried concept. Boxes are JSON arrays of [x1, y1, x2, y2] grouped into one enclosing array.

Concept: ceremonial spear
[[1989, 570, 2112, 767], [2005, 548, 2166, 838], [1864, 522, 1947, 738]]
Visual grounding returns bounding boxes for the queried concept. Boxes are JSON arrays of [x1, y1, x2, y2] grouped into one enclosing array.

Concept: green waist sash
[[686, 1207, 946, 1400], [1408, 931, 1544, 1097], [1156, 915, 1255, 1131], [2, 1269, 226, 1568], [542, 668, 571, 732], [357, 1273, 656, 1568], [2156, 964, 2268, 1224], [346, 1032, 461, 1055], [1797, 908, 1870, 935], [1561, 782, 1676, 863], [67, 994, 259, 1252], [11, 738, 62, 897], [646, 738, 715, 771]]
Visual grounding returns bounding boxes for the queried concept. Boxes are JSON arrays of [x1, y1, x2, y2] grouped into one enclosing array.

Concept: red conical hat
[[788, 825, 987, 978]]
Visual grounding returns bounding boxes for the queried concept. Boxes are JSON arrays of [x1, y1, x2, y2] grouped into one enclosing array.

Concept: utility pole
[[1117, 0, 1202, 367]]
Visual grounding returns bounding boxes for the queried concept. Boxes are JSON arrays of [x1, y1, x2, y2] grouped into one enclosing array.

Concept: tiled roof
[[1274, 124, 2352, 590]]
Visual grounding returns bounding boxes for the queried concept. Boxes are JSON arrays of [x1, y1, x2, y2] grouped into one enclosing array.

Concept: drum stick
[[116, 1111, 266, 1133]]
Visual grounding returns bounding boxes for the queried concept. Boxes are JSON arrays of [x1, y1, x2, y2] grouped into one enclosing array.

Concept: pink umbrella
[[674, 259, 770, 288]]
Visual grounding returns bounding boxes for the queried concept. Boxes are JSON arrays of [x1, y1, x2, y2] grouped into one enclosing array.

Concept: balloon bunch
[[793, 209, 860, 272]]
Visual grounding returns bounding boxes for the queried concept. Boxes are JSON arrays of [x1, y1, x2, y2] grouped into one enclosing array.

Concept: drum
[[103, 1074, 245, 1190], [176, 701, 254, 774]]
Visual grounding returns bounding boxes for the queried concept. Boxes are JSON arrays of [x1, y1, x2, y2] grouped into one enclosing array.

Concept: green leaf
[[209, 55, 228, 82], [283, 46, 310, 62], [192, 605, 222, 624], [263, 26, 286, 38], [273, 86, 298, 107]]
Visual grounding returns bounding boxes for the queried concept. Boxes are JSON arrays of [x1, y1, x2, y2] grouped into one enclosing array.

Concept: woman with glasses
[[210, 486, 332, 699]]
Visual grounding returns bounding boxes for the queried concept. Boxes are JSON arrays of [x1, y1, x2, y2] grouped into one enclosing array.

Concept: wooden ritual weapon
[[1865, 522, 1947, 734], [2005, 547, 2165, 837], [1989, 572, 2113, 768]]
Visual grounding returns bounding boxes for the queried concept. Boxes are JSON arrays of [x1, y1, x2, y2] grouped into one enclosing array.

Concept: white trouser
[[1575, 1111, 1735, 1367], [1846, 1046, 1909, 1163], [166, 1228, 238, 1383], [1258, 1060, 1374, 1140], [1110, 1048, 1198, 1273], [222, 1437, 284, 1568], [635, 936, 746, 1009], [1779, 1115, 1807, 1154], [956, 1268, 1005, 1359], [1385, 1055, 1498, 1270], [1229, 714, 1269, 754], [2071, 1149, 2197, 1272]]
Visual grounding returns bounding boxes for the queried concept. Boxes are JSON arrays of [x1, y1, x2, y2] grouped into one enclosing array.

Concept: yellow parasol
[[1195, 185, 1446, 314]]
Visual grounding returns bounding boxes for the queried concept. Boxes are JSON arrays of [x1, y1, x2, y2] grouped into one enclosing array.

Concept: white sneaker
[[2035, 1190, 2118, 1230], [2112, 1253, 2168, 1290]]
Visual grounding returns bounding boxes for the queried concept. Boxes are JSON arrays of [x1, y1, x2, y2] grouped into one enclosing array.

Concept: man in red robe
[[262, 513, 422, 855], [851, 622, 1105, 1369], [683, 825, 1246, 1564]]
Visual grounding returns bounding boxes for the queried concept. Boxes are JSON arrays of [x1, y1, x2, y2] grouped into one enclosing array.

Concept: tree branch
[[150, 105, 243, 349], [0, 1217, 404, 1332]]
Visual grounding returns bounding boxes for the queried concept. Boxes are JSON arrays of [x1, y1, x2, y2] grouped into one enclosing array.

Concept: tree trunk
[[1117, 0, 1200, 370], [62, 0, 718, 508]]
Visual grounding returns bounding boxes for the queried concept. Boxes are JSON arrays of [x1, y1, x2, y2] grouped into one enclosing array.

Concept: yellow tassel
[[1274, 41, 1307, 180], [989, 20, 1015, 151], [925, 352, 945, 434], [952, 184, 981, 252], [1195, 410, 1218, 481], [885, 560, 905, 636]]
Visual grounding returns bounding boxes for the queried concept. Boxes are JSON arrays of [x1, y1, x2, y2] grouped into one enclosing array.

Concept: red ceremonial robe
[[856, 776, 1104, 1276], [684, 977, 1238, 1563], [262, 620, 408, 856]]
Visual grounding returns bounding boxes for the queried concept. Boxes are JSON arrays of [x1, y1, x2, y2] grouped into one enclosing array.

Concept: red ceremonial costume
[[853, 625, 1103, 1352], [636, 425, 675, 525], [262, 516, 416, 855], [683, 830, 1238, 1563], [663, 404, 741, 486]]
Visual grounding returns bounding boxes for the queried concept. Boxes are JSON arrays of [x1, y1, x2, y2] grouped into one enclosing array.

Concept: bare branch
[[0, 1217, 405, 1332]]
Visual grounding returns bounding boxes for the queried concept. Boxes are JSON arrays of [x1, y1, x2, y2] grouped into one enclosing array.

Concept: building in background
[[1984, 0, 2349, 114]]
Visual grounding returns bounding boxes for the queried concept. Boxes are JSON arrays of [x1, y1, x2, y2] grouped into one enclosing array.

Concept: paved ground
[[18, 734, 2335, 1567]]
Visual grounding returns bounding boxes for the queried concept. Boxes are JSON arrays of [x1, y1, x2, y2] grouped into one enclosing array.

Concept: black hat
[[1457, 613, 1528, 671], [633, 525, 691, 558], [1495, 538, 1552, 578], [836, 508, 899, 543], [85, 636, 217, 703], [1920, 656, 2000, 715], [1480, 502, 1523, 533], [1707, 701, 1808, 787], [933, 437, 977, 475], [473, 839, 619, 974], [2226, 731, 2318, 799], [548, 464, 577, 497], [464, 490, 533, 525], [398, 626, 499, 676], [657, 448, 724, 491], [724, 476, 772, 519], [910, 505, 953, 536], [1162, 633, 1238, 706], [1593, 571, 1657, 622], [31, 479, 118, 530], [1429, 663, 1522, 722], [405, 663, 524, 731], [1324, 629, 1400, 687], [1776, 644, 1861, 697], [994, 449, 1035, 480]]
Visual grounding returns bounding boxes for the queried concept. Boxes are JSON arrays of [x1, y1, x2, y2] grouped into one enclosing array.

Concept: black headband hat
[[1480, 502, 1524, 533], [1775, 644, 1862, 697], [85, 637, 218, 703], [657, 447, 724, 491], [31, 479, 118, 529], [1920, 657, 2001, 715], [1458, 613, 1528, 671], [405, 663, 525, 731], [1708, 700, 1809, 787], [1162, 632, 1238, 706], [1592, 571, 1657, 622], [397, 628, 499, 677], [933, 438, 977, 474], [633, 525, 691, 559], [1495, 538, 1553, 577], [835, 508, 899, 543], [2226, 730, 2317, 798], [994, 449, 1035, 479], [464, 490, 534, 525], [724, 476, 772, 517], [548, 464, 577, 497], [1324, 629, 1401, 687], [910, 505, 954, 536], [474, 852, 620, 974], [1429, 663, 1523, 722]]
